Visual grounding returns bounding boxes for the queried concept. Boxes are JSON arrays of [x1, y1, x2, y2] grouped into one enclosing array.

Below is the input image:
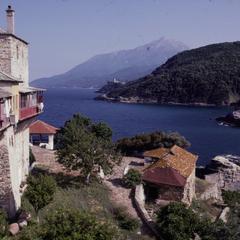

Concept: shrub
[[156, 202, 231, 240], [0, 209, 7, 238], [123, 169, 142, 188], [113, 206, 139, 231], [29, 148, 36, 166], [116, 131, 190, 156], [157, 202, 199, 240], [222, 190, 240, 207], [25, 174, 57, 214], [41, 208, 117, 240]]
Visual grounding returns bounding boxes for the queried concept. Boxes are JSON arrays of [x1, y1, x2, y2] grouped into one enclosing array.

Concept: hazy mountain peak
[[32, 37, 188, 89]]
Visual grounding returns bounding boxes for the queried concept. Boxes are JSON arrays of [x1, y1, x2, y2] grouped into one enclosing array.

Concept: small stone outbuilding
[[142, 145, 198, 205]]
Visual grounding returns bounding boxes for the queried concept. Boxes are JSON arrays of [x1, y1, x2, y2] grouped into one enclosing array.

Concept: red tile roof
[[142, 145, 197, 187], [30, 120, 59, 135], [144, 145, 198, 178], [143, 167, 186, 187]]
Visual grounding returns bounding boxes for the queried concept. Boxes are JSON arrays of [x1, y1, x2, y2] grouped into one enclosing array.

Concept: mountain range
[[31, 38, 188, 89]]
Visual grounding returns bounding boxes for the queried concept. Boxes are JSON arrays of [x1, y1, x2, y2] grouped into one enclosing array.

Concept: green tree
[[156, 202, 232, 240], [116, 131, 190, 156], [157, 202, 199, 240], [25, 174, 56, 219], [41, 208, 117, 240], [56, 114, 119, 183], [92, 122, 113, 141], [123, 169, 142, 188]]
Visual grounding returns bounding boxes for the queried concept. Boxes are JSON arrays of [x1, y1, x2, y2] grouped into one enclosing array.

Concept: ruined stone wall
[[182, 169, 196, 205], [158, 185, 184, 202]]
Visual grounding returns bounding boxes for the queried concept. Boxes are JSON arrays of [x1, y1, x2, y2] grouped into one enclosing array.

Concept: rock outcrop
[[216, 110, 240, 127], [205, 155, 240, 191]]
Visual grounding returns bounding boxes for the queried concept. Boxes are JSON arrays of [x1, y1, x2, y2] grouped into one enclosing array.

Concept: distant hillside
[[101, 42, 240, 106], [31, 38, 188, 89]]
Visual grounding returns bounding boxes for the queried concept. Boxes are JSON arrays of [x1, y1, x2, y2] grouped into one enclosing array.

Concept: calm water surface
[[39, 88, 240, 166]]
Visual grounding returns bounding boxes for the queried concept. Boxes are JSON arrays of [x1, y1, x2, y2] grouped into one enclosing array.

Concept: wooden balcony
[[19, 105, 42, 121], [19, 90, 44, 121]]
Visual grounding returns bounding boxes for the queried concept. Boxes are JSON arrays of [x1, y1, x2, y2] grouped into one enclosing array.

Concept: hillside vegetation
[[105, 42, 240, 105]]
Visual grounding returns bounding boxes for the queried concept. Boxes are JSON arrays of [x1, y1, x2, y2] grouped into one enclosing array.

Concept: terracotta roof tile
[[143, 167, 186, 187], [143, 147, 169, 159], [144, 145, 198, 178], [30, 120, 59, 135]]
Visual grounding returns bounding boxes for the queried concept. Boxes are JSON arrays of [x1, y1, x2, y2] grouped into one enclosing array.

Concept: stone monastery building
[[0, 6, 44, 216]]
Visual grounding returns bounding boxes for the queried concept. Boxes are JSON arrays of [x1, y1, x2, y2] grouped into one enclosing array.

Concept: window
[[20, 94, 28, 108], [16, 45, 19, 59]]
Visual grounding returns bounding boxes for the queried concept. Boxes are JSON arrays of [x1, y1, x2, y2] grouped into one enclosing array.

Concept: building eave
[[0, 33, 28, 45]]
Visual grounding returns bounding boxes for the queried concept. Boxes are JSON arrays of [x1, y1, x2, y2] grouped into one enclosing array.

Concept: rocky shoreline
[[95, 94, 217, 107], [216, 110, 240, 127]]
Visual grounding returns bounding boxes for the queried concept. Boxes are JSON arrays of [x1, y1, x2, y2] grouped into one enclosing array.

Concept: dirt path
[[104, 156, 144, 218], [31, 146, 80, 175]]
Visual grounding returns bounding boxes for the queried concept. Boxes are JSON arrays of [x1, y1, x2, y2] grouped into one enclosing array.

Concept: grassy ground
[[18, 168, 154, 240]]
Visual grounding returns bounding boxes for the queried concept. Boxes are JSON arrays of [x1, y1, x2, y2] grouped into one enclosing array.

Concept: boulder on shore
[[205, 155, 240, 191], [216, 110, 240, 127]]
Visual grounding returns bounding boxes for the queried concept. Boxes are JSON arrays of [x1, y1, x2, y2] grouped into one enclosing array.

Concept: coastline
[[95, 94, 221, 107]]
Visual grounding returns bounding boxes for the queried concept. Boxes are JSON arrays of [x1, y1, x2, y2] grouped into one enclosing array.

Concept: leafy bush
[[25, 174, 57, 214], [0, 209, 7, 238], [222, 190, 240, 207], [29, 148, 36, 166], [123, 169, 142, 188], [41, 208, 117, 240], [116, 131, 190, 156], [113, 206, 139, 231], [156, 202, 230, 240]]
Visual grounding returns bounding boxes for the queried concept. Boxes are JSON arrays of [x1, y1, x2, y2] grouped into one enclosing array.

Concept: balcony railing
[[19, 90, 44, 121], [19, 104, 43, 121]]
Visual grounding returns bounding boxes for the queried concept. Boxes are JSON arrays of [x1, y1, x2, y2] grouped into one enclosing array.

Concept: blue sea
[[39, 88, 240, 166]]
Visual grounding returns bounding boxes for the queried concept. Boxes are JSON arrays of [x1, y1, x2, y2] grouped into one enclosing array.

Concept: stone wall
[[10, 37, 28, 86], [157, 185, 184, 202], [0, 132, 13, 213], [182, 169, 196, 205], [134, 185, 162, 239], [206, 155, 240, 191], [0, 35, 28, 85], [0, 121, 30, 217], [0, 36, 11, 75]]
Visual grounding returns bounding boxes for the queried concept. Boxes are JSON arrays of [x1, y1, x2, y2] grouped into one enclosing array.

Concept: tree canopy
[[156, 202, 231, 240], [56, 114, 119, 182], [116, 131, 190, 156]]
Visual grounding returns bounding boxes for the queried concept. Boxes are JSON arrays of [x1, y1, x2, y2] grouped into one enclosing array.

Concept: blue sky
[[0, 0, 240, 80]]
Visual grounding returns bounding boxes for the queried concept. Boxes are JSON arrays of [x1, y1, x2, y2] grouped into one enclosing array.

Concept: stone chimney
[[6, 5, 15, 34]]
